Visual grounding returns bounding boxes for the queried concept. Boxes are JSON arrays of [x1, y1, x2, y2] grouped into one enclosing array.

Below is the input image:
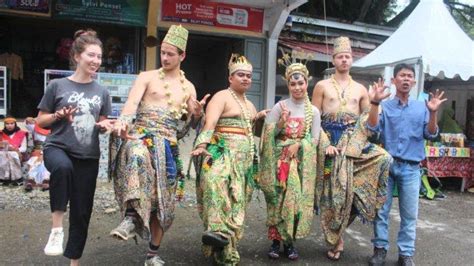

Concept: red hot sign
[[161, 0, 264, 33]]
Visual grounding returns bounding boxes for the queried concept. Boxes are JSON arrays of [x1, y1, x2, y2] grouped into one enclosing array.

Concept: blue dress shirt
[[368, 96, 439, 162]]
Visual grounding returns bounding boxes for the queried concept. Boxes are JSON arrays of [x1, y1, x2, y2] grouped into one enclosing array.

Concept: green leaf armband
[[194, 130, 214, 149]]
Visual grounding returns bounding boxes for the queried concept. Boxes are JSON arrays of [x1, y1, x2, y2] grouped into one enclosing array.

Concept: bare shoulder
[[184, 78, 195, 90], [184, 78, 196, 95], [353, 80, 368, 92], [209, 89, 230, 103], [246, 98, 258, 113], [136, 69, 158, 82], [315, 79, 332, 91]]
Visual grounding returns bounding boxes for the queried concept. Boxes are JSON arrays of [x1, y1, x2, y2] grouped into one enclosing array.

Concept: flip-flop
[[327, 248, 344, 261], [202, 232, 229, 248]]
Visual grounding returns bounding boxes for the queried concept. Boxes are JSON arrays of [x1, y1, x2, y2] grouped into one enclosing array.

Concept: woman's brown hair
[[70, 29, 103, 66]]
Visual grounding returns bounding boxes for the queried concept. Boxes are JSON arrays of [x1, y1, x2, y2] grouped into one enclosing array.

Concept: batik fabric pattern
[[259, 118, 317, 244], [109, 104, 184, 240], [195, 117, 256, 265], [317, 111, 392, 246]]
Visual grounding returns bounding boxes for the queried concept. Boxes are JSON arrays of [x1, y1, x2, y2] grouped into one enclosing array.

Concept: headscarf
[[438, 108, 463, 133], [2, 117, 21, 136]]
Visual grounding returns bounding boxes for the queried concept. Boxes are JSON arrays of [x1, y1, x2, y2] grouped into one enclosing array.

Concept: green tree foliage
[[297, 0, 398, 24], [446, 1, 473, 39], [298, 0, 473, 39]]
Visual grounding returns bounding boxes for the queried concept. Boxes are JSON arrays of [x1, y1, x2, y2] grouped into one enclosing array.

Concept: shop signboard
[[54, 0, 147, 27], [161, 0, 264, 33], [97, 72, 136, 117], [0, 0, 50, 16]]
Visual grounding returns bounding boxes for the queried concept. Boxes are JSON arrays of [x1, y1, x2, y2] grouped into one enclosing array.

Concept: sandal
[[202, 231, 229, 248], [284, 244, 299, 260], [326, 248, 344, 261], [327, 238, 344, 261], [267, 241, 280, 259]]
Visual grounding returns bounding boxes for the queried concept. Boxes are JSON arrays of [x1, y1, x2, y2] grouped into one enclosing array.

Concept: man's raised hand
[[369, 78, 391, 103]]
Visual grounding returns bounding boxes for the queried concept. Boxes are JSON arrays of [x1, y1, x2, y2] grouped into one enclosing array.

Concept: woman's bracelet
[[51, 113, 60, 121]]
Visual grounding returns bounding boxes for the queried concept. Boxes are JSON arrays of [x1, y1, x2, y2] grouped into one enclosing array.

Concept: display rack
[[0, 66, 8, 116]]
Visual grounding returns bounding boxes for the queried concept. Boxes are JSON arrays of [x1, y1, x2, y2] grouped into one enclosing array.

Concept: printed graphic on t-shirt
[[67, 92, 102, 145]]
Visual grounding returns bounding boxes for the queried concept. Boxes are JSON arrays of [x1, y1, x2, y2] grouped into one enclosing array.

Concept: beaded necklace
[[158, 68, 189, 119], [303, 94, 313, 137], [228, 88, 255, 160], [331, 74, 352, 108]]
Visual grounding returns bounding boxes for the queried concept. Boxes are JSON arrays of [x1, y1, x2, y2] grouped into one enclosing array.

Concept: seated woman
[[24, 123, 51, 192], [0, 116, 27, 186]]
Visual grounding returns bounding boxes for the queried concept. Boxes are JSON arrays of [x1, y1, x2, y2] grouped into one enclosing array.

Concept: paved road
[[1, 185, 473, 265], [1, 131, 473, 265]]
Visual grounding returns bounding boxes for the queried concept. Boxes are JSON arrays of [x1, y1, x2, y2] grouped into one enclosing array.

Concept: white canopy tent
[[352, 0, 474, 99]]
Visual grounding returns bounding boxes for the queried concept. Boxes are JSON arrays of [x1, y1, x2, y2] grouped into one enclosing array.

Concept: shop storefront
[[155, 0, 307, 110], [0, 0, 147, 118]]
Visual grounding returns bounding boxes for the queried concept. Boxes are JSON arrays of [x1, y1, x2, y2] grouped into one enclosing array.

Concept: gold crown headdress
[[277, 48, 312, 81], [333, 36, 352, 56], [228, 53, 253, 74], [163, 25, 189, 52]]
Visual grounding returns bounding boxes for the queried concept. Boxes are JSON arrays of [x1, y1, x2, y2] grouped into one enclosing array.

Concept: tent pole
[[417, 59, 424, 100]]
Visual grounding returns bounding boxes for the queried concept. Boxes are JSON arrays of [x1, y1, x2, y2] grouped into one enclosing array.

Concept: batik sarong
[[195, 117, 256, 265], [109, 104, 184, 239], [317, 111, 392, 246], [259, 118, 317, 244]]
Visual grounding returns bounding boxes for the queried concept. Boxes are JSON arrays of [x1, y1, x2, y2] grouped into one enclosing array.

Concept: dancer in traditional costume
[[259, 53, 321, 260], [109, 25, 207, 266], [191, 54, 267, 265], [312, 36, 392, 261]]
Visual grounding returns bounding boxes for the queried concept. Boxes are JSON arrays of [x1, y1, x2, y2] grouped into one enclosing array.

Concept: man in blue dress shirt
[[366, 63, 447, 266]]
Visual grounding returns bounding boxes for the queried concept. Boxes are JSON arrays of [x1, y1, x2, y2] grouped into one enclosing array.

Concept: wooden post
[[146, 0, 159, 70]]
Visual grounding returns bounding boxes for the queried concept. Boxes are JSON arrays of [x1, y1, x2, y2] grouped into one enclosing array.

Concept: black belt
[[393, 157, 419, 165]]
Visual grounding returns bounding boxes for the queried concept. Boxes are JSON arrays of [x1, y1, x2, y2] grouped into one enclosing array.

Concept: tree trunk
[[357, 0, 373, 22], [386, 0, 420, 27]]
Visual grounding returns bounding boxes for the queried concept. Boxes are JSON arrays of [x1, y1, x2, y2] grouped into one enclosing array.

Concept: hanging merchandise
[[0, 52, 23, 80]]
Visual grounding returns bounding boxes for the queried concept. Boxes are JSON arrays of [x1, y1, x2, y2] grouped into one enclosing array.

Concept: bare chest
[[323, 86, 362, 114], [143, 79, 189, 108], [222, 99, 256, 119]]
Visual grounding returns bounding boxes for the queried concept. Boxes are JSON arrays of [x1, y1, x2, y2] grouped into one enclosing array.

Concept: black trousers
[[44, 146, 99, 260]]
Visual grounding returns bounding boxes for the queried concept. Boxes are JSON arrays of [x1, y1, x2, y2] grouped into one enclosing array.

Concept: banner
[[425, 146, 471, 158], [54, 0, 147, 27], [162, 0, 264, 33], [0, 0, 50, 15]]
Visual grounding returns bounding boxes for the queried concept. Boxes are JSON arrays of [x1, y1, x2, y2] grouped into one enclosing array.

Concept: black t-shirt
[[38, 78, 111, 159]]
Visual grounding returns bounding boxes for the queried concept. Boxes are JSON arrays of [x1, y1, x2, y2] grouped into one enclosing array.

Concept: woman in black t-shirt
[[36, 29, 113, 265]]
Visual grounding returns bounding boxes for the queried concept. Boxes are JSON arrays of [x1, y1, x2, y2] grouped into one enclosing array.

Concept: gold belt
[[215, 126, 249, 136]]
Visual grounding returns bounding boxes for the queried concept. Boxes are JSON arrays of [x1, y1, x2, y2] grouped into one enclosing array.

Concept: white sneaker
[[144, 255, 165, 266], [44, 228, 64, 256], [110, 216, 137, 240]]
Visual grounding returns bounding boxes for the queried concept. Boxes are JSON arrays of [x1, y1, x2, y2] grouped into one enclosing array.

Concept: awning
[[278, 37, 370, 60]]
